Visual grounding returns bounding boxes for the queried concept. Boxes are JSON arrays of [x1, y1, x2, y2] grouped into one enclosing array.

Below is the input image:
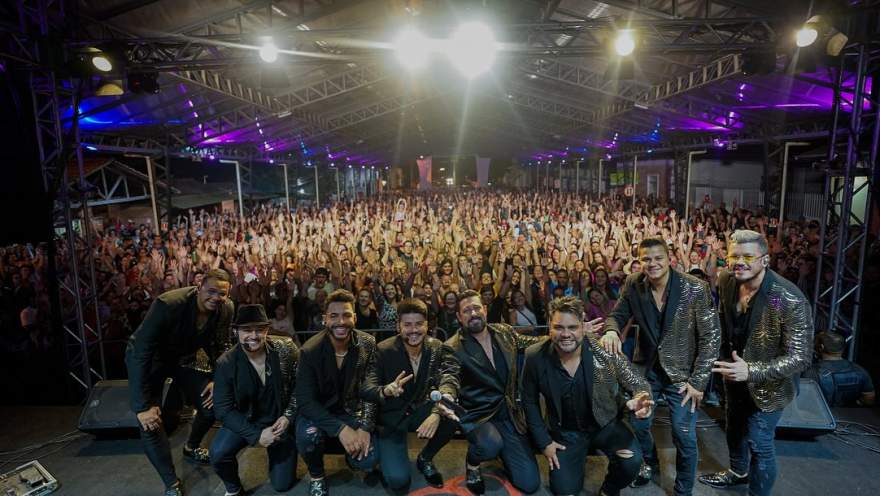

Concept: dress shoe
[[465, 465, 485, 495], [698, 469, 748, 488], [164, 480, 184, 496], [417, 455, 444, 488], [629, 463, 656, 487], [308, 478, 329, 496], [182, 445, 210, 465]]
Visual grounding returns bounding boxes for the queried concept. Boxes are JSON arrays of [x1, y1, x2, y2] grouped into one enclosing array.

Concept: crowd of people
[[0, 190, 877, 397]]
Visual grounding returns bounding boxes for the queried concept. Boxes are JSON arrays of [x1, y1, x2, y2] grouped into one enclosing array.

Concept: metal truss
[[11, 0, 107, 395], [592, 53, 743, 123], [813, 42, 880, 359], [559, 0, 773, 19], [500, 88, 592, 127], [519, 58, 646, 102]]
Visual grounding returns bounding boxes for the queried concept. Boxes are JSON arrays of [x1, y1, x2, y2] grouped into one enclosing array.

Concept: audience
[[1, 190, 877, 401]]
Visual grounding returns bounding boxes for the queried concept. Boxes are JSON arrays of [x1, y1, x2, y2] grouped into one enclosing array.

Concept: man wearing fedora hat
[[211, 304, 300, 496]]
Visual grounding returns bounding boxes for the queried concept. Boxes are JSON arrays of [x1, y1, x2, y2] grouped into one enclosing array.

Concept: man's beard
[[465, 316, 486, 334], [329, 323, 353, 342], [733, 264, 763, 283], [241, 339, 264, 352], [403, 331, 425, 347], [554, 336, 582, 354]]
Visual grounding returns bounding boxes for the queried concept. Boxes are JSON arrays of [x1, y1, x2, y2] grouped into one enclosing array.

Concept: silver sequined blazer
[[605, 271, 721, 391], [718, 270, 814, 412]]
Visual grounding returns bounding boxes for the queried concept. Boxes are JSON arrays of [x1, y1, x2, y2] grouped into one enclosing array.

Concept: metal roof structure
[[9, 0, 858, 165]]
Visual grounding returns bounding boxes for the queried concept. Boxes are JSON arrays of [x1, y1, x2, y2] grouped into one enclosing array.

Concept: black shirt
[[732, 289, 753, 355], [247, 359, 279, 428], [640, 278, 671, 375], [490, 337, 511, 422], [328, 345, 355, 416], [554, 354, 598, 432]]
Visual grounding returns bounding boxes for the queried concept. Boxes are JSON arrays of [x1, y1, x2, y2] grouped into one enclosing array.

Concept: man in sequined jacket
[[441, 290, 545, 495], [600, 238, 721, 496], [522, 296, 654, 496], [699, 230, 813, 496], [211, 304, 299, 496], [295, 289, 378, 496], [125, 269, 234, 496]]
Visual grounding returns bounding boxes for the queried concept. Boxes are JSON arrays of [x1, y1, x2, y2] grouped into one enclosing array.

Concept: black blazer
[[213, 336, 299, 446], [363, 335, 460, 431], [520, 336, 650, 449], [125, 286, 234, 413], [446, 323, 542, 434], [295, 329, 378, 435]]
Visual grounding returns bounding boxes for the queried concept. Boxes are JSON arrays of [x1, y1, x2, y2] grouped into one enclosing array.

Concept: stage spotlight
[[614, 30, 636, 57], [448, 22, 496, 79], [259, 39, 279, 63], [796, 25, 818, 47], [394, 27, 431, 70], [95, 80, 124, 96], [91, 55, 113, 72]]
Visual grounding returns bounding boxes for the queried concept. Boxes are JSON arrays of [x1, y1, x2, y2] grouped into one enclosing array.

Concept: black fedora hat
[[233, 304, 270, 328]]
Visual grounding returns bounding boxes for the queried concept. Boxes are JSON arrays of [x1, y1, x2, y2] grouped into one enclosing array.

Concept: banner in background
[[475, 156, 491, 187], [416, 156, 432, 190]]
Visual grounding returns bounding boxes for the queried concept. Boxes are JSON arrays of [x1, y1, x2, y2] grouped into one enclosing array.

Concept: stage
[[2, 406, 878, 496]]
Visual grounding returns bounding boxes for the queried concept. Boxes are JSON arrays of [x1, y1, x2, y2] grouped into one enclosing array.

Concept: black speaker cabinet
[[78, 379, 179, 437], [776, 379, 837, 437]]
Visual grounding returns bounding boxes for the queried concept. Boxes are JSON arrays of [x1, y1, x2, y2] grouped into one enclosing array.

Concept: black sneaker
[[629, 463, 656, 488], [417, 455, 444, 488], [309, 478, 329, 496], [164, 480, 185, 496], [698, 469, 748, 488], [182, 445, 210, 465], [465, 465, 485, 495]]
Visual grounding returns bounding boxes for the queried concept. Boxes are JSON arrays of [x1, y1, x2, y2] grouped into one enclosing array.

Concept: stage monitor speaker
[[78, 379, 179, 437], [776, 378, 836, 437]]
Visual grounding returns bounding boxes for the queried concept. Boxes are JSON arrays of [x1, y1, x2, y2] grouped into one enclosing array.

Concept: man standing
[[295, 289, 378, 496], [363, 298, 460, 491], [522, 296, 654, 496], [599, 238, 720, 495], [126, 269, 235, 496], [211, 304, 300, 495], [442, 290, 543, 495], [699, 230, 814, 496]]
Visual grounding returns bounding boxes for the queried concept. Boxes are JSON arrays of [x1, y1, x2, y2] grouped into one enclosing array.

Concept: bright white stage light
[[91, 55, 113, 72], [796, 25, 819, 47], [448, 22, 497, 79], [614, 30, 636, 56], [394, 27, 431, 70], [259, 40, 279, 63]]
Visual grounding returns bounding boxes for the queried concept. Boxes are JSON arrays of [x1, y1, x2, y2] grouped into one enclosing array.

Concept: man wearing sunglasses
[[126, 269, 235, 496], [699, 230, 813, 496]]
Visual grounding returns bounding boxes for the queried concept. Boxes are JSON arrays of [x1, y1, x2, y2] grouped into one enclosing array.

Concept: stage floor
[[1, 406, 878, 496]]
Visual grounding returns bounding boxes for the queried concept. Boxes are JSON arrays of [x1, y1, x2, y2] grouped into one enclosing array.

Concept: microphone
[[430, 390, 467, 417]]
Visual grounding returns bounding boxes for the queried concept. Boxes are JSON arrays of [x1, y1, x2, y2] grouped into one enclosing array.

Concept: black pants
[[461, 418, 541, 494], [295, 416, 379, 478], [550, 420, 642, 496], [376, 406, 458, 490], [210, 427, 298, 493], [137, 366, 214, 489]]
